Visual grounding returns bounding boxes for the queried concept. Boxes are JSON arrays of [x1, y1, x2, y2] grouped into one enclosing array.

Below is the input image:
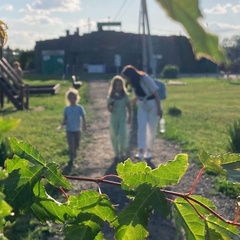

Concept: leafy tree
[[222, 35, 240, 73], [19, 50, 34, 70]]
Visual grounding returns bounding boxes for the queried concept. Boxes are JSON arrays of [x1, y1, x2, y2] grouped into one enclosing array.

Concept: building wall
[[34, 30, 213, 75]]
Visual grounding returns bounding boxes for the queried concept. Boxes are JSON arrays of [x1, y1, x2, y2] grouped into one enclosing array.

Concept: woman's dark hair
[[121, 65, 146, 97]]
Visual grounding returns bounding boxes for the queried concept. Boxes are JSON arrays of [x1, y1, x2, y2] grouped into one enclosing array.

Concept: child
[[107, 75, 132, 160], [57, 88, 86, 165], [13, 61, 23, 79]]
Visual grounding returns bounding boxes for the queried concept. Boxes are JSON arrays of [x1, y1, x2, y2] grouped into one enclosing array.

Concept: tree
[[222, 35, 240, 73]]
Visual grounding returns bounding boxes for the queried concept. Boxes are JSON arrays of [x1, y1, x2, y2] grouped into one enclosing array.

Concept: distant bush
[[227, 119, 240, 153], [161, 65, 179, 79], [215, 176, 240, 198]]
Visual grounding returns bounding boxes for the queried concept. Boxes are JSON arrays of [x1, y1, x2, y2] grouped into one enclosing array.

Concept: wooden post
[[139, 0, 155, 76]]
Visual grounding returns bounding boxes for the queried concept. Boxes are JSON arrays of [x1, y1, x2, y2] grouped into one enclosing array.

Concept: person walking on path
[[57, 88, 86, 165], [107, 75, 132, 161], [121, 65, 162, 160]]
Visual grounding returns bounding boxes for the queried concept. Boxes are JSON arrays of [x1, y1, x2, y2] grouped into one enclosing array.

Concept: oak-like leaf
[[174, 195, 216, 240], [44, 162, 71, 189], [10, 137, 46, 166], [113, 184, 170, 240], [117, 154, 188, 190], [31, 181, 74, 223], [205, 215, 239, 240]]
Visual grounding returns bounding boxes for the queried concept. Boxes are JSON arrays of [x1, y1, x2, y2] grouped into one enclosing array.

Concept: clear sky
[[0, 0, 240, 50]]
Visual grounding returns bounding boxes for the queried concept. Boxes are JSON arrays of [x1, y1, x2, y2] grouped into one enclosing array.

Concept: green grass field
[[1, 75, 240, 165], [0, 76, 90, 166], [160, 77, 240, 160]]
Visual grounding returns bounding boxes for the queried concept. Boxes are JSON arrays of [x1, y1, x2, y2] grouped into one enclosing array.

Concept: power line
[[113, 0, 128, 21]]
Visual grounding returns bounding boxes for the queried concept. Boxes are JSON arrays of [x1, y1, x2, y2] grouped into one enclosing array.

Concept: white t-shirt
[[139, 75, 158, 96]]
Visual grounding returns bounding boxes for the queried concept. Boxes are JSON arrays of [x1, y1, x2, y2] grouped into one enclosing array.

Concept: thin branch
[[185, 197, 205, 220], [64, 175, 121, 186], [162, 188, 240, 226], [188, 167, 205, 195], [59, 187, 69, 200]]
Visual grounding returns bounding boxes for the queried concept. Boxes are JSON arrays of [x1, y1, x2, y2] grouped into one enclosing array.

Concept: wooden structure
[[28, 83, 60, 95], [0, 57, 29, 110], [0, 57, 60, 110]]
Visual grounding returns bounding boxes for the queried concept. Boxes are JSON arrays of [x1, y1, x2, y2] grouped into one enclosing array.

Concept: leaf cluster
[[0, 137, 240, 239]]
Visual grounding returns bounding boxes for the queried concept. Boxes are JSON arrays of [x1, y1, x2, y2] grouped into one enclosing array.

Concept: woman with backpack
[[121, 65, 162, 160]]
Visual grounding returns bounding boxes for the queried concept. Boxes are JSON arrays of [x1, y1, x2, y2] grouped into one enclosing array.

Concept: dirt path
[[62, 80, 235, 240]]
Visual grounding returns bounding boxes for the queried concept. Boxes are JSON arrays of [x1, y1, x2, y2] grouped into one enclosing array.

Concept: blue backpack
[[154, 79, 166, 100]]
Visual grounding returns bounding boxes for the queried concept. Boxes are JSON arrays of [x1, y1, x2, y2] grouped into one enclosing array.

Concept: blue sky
[[0, 0, 240, 50]]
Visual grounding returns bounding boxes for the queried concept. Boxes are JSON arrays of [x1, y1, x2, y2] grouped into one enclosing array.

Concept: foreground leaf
[[44, 162, 71, 189], [174, 196, 216, 240], [156, 0, 227, 64], [0, 118, 20, 137], [0, 192, 12, 229], [31, 181, 74, 223], [199, 152, 240, 183], [117, 154, 188, 190], [10, 137, 46, 166], [205, 215, 239, 240], [10, 137, 71, 189], [2, 156, 44, 210], [65, 190, 115, 240], [113, 184, 170, 240]]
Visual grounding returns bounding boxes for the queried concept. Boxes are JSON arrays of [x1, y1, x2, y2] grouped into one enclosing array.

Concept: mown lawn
[[1, 75, 240, 165], [160, 77, 240, 160], [0, 75, 90, 166]]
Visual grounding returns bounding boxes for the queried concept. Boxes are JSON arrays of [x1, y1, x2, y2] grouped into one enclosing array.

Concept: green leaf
[[188, 195, 216, 213], [206, 215, 239, 240], [151, 153, 188, 187], [113, 184, 170, 240], [156, 0, 227, 64], [3, 156, 44, 210], [117, 154, 188, 190], [68, 190, 115, 222], [4, 155, 28, 173], [64, 190, 115, 239], [0, 118, 20, 136], [10, 137, 46, 166], [0, 192, 12, 229], [198, 151, 226, 175], [199, 152, 240, 182], [64, 214, 105, 240], [2, 154, 70, 211], [31, 181, 74, 223], [174, 196, 216, 240], [44, 162, 71, 189], [220, 154, 240, 183], [0, 168, 8, 180], [9, 137, 71, 189]]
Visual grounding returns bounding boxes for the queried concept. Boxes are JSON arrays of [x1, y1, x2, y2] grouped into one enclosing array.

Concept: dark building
[[34, 27, 214, 76]]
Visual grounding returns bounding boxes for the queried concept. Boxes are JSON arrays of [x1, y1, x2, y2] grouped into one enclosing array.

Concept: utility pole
[[139, 0, 155, 76]]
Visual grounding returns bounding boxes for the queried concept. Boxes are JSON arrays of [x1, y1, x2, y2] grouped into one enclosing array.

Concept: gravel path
[[61, 80, 236, 240]]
